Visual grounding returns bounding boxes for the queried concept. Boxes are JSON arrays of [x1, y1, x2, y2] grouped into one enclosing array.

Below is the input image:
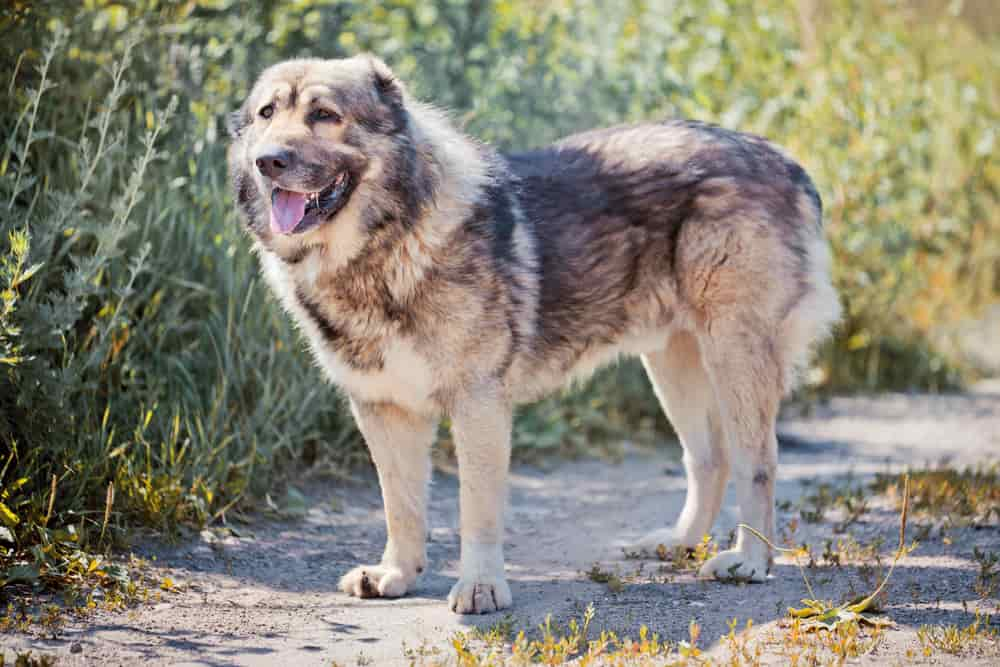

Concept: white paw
[[621, 527, 699, 557], [448, 577, 512, 615], [698, 549, 769, 583], [339, 564, 414, 598]]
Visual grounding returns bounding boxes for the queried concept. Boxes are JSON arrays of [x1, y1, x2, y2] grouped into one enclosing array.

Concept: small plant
[[401, 638, 443, 665], [872, 465, 1000, 525], [796, 480, 869, 531], [973, 547, 999, 599], [746, 475, 910, 635], [585, 563, 624, 593], [798, 482, 834, 523], [449, 604, 705, 665], [468, 614, 517, 646], [916, 613, 999, 657], [655, 534, 719, 572], [5, 652, 58, 667], [677, 620, 702, 660], [723, 618, 762, 666], [779, 616, 886, 664]]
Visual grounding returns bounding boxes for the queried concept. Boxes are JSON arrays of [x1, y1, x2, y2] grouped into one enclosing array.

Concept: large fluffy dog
[[227, 56, 840, 614]]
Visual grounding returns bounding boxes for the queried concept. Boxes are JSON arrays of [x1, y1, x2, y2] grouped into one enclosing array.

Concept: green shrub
[[0, 19, 359, 587]]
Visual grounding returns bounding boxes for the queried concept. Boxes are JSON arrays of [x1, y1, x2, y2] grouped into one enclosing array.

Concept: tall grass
[[0, 25, 359, 587]]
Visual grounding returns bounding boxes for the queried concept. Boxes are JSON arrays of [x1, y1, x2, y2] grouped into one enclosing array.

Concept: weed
[[449, 604, 688, 665], [796, 479, 870, 531], [722, 618, 762, 666], [4, 652, 58, 667], [468, 615, 517, 646], [916, 613, 999, 657], [873, 465, 1000, 525], [973, 547, 999, 599], [443, 606, 889, 666], [1, 553, 166, 635], [401, 638, 443, 665], [585, 564, 624, 593], [656, 534, 719, 573], [778, 616, 885, 665], [745, 474, 910, 633]]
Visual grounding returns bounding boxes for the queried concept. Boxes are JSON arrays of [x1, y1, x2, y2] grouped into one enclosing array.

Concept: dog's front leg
[[447, 382, 513, 614], [339, 399, 436, 599]]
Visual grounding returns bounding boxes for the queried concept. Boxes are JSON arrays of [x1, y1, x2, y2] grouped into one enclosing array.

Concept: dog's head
[[227, 56, 408, 239]]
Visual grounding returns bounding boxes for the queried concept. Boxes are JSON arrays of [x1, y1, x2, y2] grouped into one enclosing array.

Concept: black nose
[[255, 149, 294, 178]]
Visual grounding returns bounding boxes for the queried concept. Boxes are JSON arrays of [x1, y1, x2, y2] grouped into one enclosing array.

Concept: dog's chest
[[260, 252, 437, 413], [315, 335, 437, 413]]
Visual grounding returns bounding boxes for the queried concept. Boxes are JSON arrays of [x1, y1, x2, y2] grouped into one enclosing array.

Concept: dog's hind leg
[[340, 400, 436, 599], [695, 314, 782, 583], [627, 331, 729, 555]]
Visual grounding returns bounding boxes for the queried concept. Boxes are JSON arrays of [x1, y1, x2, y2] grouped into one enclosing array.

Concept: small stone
[[70, 642, 83, 654]]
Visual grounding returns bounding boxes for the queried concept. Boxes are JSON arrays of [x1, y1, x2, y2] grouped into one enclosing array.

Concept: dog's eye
[[259, 104, 274, 119], [310, 108, 341, 123]]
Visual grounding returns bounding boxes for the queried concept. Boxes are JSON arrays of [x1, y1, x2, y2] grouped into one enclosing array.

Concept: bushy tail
[[780, 237, 841, 391]]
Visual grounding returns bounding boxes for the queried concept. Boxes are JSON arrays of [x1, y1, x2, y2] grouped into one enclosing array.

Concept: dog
[[227, 55, 840, 614]]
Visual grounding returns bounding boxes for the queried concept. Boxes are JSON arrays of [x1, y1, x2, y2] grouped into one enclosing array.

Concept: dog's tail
[[779, 198, 842, 391]]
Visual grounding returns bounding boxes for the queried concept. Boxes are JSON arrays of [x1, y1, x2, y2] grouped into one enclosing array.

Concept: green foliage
[[512, 360, 667, 459], [0, 8, 362, 588], [0, 0, 996, 591]]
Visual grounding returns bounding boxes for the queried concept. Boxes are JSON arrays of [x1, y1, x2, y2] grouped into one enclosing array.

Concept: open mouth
[[269, 171, 353, 235]]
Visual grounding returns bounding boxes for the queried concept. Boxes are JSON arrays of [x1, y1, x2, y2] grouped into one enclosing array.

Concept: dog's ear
[[360, 55, 407, 134], [367, 56, 403, 109], [226, 104, 249, 139]]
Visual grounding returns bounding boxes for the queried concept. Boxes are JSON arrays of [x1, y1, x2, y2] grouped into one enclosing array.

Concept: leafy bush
[[0, 0, 996, 588], [0, 16, 361, 585]]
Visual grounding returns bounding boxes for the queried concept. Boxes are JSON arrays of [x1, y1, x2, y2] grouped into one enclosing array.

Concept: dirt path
[[6, 385, 1000, 665]]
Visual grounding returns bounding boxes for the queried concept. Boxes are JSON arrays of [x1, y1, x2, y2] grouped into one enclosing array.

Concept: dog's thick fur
[[228, 56, 841, 614]]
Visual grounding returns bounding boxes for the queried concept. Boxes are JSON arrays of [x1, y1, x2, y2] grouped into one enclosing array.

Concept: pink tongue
[[270, 189, 308, 234]]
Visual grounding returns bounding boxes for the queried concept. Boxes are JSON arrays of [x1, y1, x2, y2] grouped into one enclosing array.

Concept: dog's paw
[[339, 564, 413, 598], [698, 549, 769, 583], [621, 527, 698, 557], [448, 577, 512, 615]]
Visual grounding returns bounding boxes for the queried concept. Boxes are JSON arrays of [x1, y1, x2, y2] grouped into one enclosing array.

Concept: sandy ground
[[5, 383, 1000, 665]]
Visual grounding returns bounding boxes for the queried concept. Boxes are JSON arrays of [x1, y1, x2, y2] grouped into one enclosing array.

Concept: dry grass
[[915, 613, 999, 658], [873, 465, 1000, 525]]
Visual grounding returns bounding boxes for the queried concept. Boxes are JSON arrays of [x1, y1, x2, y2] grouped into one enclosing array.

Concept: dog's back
[[503, 120, 838, 395]]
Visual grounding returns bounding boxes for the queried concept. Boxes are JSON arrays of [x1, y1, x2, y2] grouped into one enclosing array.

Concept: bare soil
[[5, 384, 1000, 665]]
